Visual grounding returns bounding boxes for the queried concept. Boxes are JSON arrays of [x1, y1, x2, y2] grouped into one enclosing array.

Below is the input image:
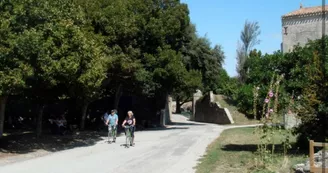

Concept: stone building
[[281, 4, 328, 53]]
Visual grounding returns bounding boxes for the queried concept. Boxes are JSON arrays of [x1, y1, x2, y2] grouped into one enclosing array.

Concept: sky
[[180, 0, 324, 77]]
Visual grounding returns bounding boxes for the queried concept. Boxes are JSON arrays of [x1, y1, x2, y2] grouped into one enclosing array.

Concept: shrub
[[233, 84, 254, 117]]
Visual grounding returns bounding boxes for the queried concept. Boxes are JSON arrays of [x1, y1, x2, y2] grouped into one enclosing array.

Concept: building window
[[284, 26, 288, 35]]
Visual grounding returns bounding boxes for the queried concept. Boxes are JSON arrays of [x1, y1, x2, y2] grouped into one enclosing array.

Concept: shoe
[[113, 140, 116, 143]]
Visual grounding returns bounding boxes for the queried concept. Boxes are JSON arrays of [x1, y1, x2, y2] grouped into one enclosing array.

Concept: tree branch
[[179, 97, 192, 106]]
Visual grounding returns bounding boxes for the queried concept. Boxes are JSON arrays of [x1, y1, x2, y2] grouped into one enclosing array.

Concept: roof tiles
[[282, 5, 328, 18]]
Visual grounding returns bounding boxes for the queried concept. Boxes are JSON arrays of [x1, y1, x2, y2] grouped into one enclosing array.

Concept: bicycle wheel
[[125, 129, 130, 148], [108, 126, 112, 143], [111, 126, 116, 142], [129, 136, 132, 146], [130, 127, 134, 146], [108, 131, 110, 143], [126, 134, 129, 148]]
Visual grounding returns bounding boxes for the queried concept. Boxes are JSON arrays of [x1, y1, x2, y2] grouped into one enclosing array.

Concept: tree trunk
[[80, 101, 89, 131], [113, 84, 122, 110], [36, 104, 45, 138], [175, 97, 182, 114], [8, 114, 12, 127], [164, 94, 172, 125], [0, 96, 8, 138]]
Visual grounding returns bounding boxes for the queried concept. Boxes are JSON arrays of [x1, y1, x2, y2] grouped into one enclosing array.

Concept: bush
[[216, 76, 239, 97], [233, 84, 254, 117]]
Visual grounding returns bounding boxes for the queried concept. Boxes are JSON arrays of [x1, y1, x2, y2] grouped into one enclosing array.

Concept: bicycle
[[107, 125, 117, 143], [123, 125, 133, 148]]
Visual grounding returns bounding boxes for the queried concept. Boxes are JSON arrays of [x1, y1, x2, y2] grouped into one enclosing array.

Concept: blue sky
[[180, 0, 323, 77]]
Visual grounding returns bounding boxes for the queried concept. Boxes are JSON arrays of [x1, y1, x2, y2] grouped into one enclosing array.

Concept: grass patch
[[196, 127, 307, 173], [214, 95, 259, 125]]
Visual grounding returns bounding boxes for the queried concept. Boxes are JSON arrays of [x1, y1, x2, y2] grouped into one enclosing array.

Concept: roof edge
[[282, 11, 327, 19], [282, 5, 328, 19]]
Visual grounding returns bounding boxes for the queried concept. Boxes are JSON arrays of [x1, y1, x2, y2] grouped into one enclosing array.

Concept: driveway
[[0, 114, 228, 173]]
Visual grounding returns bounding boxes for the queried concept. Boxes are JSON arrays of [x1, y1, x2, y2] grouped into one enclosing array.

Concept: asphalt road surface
[[0, 114, 230, 173]]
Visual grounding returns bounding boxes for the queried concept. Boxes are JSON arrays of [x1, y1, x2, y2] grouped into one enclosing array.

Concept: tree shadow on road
[[168, 122, 206, 126], [0, 131, 107, 157], [131, 119, 205, 132], [139, 126, 190, 131]]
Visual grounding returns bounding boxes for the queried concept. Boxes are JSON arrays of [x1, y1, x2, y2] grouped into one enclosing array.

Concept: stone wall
[[282, 14, 328, 53], [194, 92, 234, 124], [294, 150, 328, 173], [284, 113, 301, 129], [191, 89, 202, 121]]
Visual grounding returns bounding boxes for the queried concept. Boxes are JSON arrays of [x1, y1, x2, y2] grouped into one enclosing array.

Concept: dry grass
[[214, 95, 259, 125], [196, 127, 306, 173]]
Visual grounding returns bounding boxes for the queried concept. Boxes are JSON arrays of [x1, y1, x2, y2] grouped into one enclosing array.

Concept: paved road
[[0, 114, 243, 173]]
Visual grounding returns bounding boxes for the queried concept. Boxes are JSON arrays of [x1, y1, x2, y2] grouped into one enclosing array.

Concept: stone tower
[[281, 4, 328, 53]]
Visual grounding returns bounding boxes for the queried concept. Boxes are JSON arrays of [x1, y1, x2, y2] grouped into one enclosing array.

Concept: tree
[[0, 0, 33, 138], [74, 0, 192, 109], [9, 0, 108, 134], [236, 41, 247, 83], [1, 0, 229, 133], [292, 38, 328, 147], [66, 32, 108, 130], [215, 68, 231, 95], [182, 33, 225, 92], [173, 70, 202, 113], [241, 20, 261, 55], [237, 20, 261, 82]]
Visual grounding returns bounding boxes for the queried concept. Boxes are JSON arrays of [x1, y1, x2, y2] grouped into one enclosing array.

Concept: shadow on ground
[[0, 130, 108, 156], [169, 122, 205, 126], [221, 143, 308, 156], [0, 119, 202, 157], [137, 120, 205, 131], [139, 126, 190, 131]]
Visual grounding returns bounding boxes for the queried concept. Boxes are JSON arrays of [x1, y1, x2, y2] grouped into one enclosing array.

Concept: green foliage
[[215, 69, 237, 96], [172, 69, 202, 105], [7, 0, 108, 102], [235, 36, 328, 150], [233, 84, 254, 116], [0, 0, 228, 134], [292, 39, 328, 148], [182, 33, 225, 92], [152, 48, 186, 92], [0, 0, 33, 96]]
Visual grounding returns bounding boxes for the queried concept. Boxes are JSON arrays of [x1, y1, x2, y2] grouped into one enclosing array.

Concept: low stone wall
[[284, 113, 301, 129], [194, 92, 234, 124], [294, 150, 328, 173]]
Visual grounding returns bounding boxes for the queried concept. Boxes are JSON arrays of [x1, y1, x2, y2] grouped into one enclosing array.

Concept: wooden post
[[309, 140, 328, 173], [310, 140, 315, 172]]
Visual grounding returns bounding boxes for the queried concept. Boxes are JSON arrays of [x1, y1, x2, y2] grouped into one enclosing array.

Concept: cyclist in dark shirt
[[122, 111, 136, 146]]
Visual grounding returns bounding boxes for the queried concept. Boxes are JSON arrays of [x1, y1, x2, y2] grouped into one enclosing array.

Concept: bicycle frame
[[107, 125, 116, 143]]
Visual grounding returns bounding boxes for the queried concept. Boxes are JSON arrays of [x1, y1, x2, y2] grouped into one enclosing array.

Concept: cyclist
[[105, 109, 118, 142], [122, 111, 136, 146]]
